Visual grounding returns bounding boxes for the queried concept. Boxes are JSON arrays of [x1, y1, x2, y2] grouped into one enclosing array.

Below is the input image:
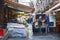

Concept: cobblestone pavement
[[8, 33, 60, 40]]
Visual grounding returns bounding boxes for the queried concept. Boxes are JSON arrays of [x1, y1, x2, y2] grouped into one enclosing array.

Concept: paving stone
[[7, 33, 60, 40]]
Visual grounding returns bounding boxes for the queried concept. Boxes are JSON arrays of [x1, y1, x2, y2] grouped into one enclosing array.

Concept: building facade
[[31, 0, 59, 14]]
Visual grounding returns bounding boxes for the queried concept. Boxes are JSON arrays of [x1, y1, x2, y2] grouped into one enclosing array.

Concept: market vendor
[[17, 15, 28, 25]]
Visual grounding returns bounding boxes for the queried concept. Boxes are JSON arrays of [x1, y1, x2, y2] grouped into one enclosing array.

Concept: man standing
[[45, 15, 50, 33], [27, 16, 33, 39], [38, 16, 42, 33]]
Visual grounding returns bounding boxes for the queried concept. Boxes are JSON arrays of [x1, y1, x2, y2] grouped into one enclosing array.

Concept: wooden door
[[56, 11, 60, 33]]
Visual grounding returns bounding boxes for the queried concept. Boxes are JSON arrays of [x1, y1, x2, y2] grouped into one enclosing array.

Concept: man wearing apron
[[27, 16, 33, 39]]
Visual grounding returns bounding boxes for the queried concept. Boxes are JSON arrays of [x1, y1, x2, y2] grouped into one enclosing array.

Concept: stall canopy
[[4, 0, 35, 13]]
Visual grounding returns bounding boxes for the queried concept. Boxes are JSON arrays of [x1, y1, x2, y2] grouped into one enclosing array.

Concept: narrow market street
[[8, 33, 60, 40], [0, 0, 60, 40]]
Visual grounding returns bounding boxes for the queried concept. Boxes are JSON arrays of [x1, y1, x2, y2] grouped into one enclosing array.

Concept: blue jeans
[[45, 24, 50, 33], [40, 26, 42, 32]]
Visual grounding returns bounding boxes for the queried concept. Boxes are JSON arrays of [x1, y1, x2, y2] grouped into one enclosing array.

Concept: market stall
[[7, 23, 26, 37], [0, 0, 35, 39]]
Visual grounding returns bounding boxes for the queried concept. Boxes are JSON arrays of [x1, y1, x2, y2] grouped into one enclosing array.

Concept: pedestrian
[[45, 14, 50, 33], [41, 14, 50, 33], [26, 16, 33, 39], [38, 15, 43, 33]]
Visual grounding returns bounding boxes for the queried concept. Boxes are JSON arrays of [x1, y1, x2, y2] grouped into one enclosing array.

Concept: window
[[18, 0, 30, 2], [9, 0, 18, 3], [18, 0, 31, 6]]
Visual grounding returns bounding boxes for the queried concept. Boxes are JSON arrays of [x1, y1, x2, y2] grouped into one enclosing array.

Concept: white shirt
[[17, 17, 25, 23]]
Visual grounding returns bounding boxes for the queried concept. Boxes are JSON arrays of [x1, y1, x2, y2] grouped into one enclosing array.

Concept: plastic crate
[[0, 29, 5, 37]]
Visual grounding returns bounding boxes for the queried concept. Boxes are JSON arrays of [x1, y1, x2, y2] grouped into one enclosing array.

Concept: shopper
[[34, 19, 39, 32], [42, 14, 46, 33], [38, 15, 43, 33], [45, 15, 50, 33], [40, 14, 50, 33]]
